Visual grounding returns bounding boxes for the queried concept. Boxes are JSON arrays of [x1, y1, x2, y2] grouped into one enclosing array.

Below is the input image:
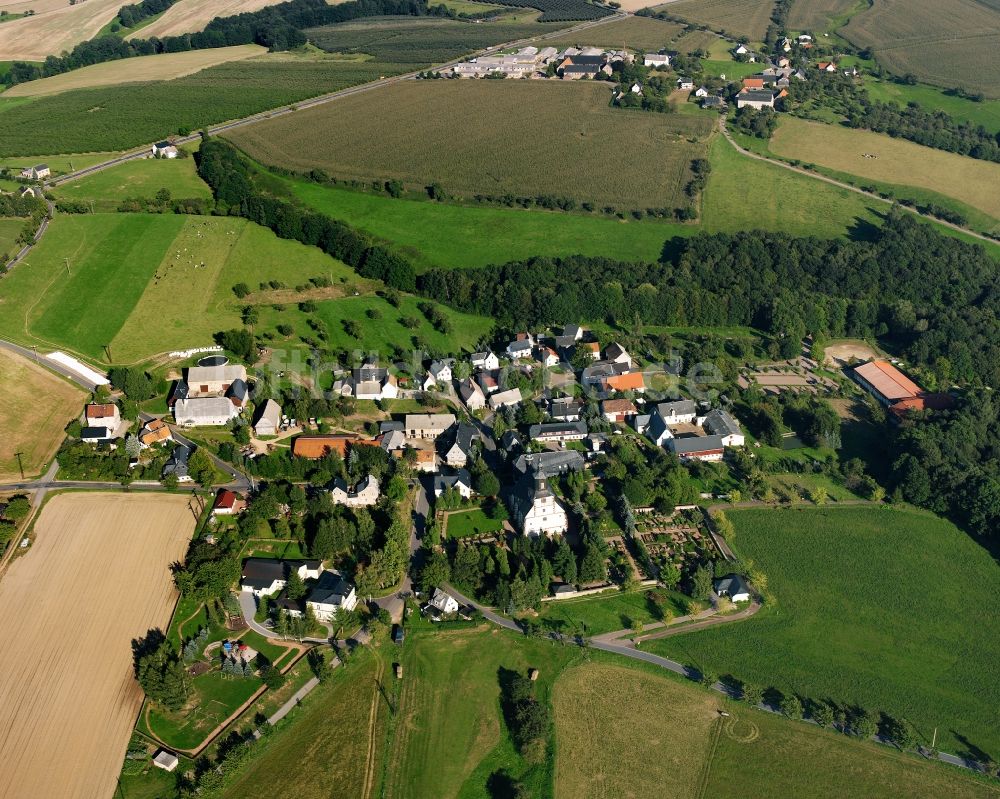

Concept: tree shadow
[[131, 627, 166, 677], [486, 770, 519, 799], [659, 235, 689, 265], [952, 732, 993, 764]]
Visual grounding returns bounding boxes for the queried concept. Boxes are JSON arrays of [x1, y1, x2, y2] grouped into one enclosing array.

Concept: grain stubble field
[[131, 0, 286, 39], [0, 0, 127, 61], [0, 493, 195, 799], [226, 81, 713, 208]]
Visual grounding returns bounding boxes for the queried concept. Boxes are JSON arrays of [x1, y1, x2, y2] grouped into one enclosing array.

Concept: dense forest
[[2, 0, 428, 85]]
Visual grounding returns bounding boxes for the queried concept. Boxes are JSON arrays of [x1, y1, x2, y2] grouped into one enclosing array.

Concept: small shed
[[529, 668, 539, 681], [153, 749, 179, 772], [395, 663, 403, 679]]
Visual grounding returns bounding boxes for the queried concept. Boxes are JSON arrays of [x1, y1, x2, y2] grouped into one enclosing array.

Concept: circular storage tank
[[198, 355, 229, 367]]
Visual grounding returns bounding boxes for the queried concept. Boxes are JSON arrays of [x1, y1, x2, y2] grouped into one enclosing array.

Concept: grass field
[[649, 505, 1000, 757], [445, 507, 504, 538], [553, 662, 718, 798], [55, 156, 212, 206], [0, 214, 21, 255], [533, 14, 684, 49], [0, 493, 194, 799], [2, 44, 266, 97], [0, 0, 127, 61], [863, 77, 1000, 132], [132, 0, 286, 38], [305, 14, 568, 63], [227, 80, 713, 208], [769, 116, 1000, 226], [0, 348, 84, 481], [841, 0, 1000, 98], [703, 134, 882, 238], [663, 0, 777, 40], [0, 58, 413, 156], [0, 151, 124, 175], [786, 0, 864, 31], [282, 177, 689, 270], [535, 587, 687, 636], [221, 648, 385, 799]]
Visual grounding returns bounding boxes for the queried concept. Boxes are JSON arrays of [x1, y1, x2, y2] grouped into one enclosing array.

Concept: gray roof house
[[162, 444, 192, 481], [433, 469, 473, 498], [514, 450, 585, 477], [253, 399, 282, 437], [528, 421, 588, 442], [443, 423, 480, 468], [714, 573, 752, 602]]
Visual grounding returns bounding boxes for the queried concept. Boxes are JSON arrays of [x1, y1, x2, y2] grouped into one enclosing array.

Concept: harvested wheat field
[[553, 662, 719, 799], [134, 0, 286, 38], [0, 493, 195, 799], [0, 348, 84, 482], [0, 0, 128, 61], [3, 44, 266, 97]]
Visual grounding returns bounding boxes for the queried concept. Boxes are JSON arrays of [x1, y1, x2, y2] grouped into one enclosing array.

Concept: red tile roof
[[854, 360, 923, 402], [86, 403, 117, 419]]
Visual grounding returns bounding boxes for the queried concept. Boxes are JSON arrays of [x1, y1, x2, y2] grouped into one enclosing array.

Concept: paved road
[[237, 589, 331, 644], [44, 12, 630, 189], [719, 117, 998, 246], [0, 337, 102, 392]]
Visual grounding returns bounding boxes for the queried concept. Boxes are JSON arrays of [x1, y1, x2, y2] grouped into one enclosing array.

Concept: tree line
[[2, 0, 427, 86]]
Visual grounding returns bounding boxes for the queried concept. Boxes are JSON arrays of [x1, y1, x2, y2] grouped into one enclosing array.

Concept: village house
[[506, 333, 534, 359], [643, 52, 670, 68], [478, 370, 501, 395], [489, 388, 523, 410], [677, 77, 694, 90], [470, 351, 500, 371], [534, 345, 560, 368], [510, 476, 568, 537], [212, 489, 246, 517], [151, 141, 178, 158], [139, 418, 172, 448], [422, 359, 453, 391], [305, 571, 358, 620], [528, 421, 588, 443], [253, 398, 282, 437], [443, 423, 479, 468], [604, 342, 632, 368], [152, 750, 179, 772], [817, 61, 837, 73], [331, 474, 380, 507], [84, 403, 120, 430], [81, 425, 115, 443], [703, 408, 745, 446], [405, 413, 456, 440], [514, 450, 585, 478], [162, 444, 192, 482], [601, 398, 637, 423], [405, 448, 438, 473], [335, 363, 399, 401], [702, 96, 727, 110], [714, 573, 752, 603], [737, 90, 777, 109], [20, 164, 50, 180], [240, 558, 323, 597], [433, 469, 474, 499], [459, 377, 487, 411], [549, 396, 582, 422], [427, 587, 459, 616]]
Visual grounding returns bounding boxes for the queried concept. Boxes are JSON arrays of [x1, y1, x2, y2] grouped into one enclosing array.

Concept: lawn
[[445, 508, 504, 538], [54, 156, 213, 208], [648, 505, 1000, 757], [2, 45, 267, 97], [221, 647, 384, 798], [769, 116, 1000, 228], [0, 348, 85, 481], [225, 80, 714, 209], [703, 134, 883, 239], [281, 177, 689, 271], [534, 587, 687, 636]]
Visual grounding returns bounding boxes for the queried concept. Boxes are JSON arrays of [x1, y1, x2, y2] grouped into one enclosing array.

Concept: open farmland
[[769, 117, 1000, 227], [304, 14, 571, 62], [2, 44, 266, 97], [0, 58, 412, 156], [0, 0, 127, 61], [0, 348, 84, 481], [55, 155, 212, 207], [842, 0, 1000, 98], [130, 0, 287, 38], [649, 506, 1000, 757], [659, 0, 777, 40], [226, 80, 713, 208], [0, 215, 21, 257], [786, 0, 864, 31], [530, 14, 684, 48], [0, 493, 194, 799]]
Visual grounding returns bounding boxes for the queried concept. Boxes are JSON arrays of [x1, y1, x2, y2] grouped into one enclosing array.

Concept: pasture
[[0, 348, 84, 481], [649, 506, 1000, 756], [226, 80, 713, 208], [304, 14, 571, 63], [863, 77, 1000, 132], [768, 116, 1000, 226], [0, 493, 194, 799], [786, 0, 864, 31], [221, 649, 385, 799], [662, 0, 777, 40], [55, 155, 212, 207], [2, 44, 266, 97], [0, 214, 21, 255], [534, 586, 687, 636], [0, 58, 412, 156], [0, 150, 123, 175], [535, 14, 684, 49], [0, 0, 126, 61], [553, 662, 718, 798], [282, 177, 689, 271], [842, 0, 1000, 98], [132, 0, 286, 38]]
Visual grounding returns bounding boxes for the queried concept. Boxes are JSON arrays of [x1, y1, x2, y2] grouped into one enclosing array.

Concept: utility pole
[[63, 257, 71, 275], [30, 345, 38, 363], [13, 452, 24, 480], [103, 344, 112, 362]]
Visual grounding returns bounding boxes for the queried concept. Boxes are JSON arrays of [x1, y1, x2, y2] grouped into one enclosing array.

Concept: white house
[[240, 558, 322, 597], [20, 164, 50, 180], [405, 413, 456, 440], [677, 77, 694, 90], [305, 571, 358, 621], [737, 90, 776, 109], [470, 351, 500, 371], [528, 421, 588, 443], [443, 423, 478, 468], [152, 141, 178, 158], [423, 359, 452, 390], [84, 403, 120, 430], [703, 408, 745, 447], [350, 365, 398, 401], [695, 86, 709, 97], [459, 378, 486, 411], [174, 396, 240, 426], [489, 388, 522, 410], [510, 477, 568, 538], [428, 587, 459, 615], [714, 573, 751, 603], [643, 52, 670, 68], [253, 398, 282, 437], [331, 474, 380, 507], [433, 469, 474, 499], [604, 342, 632, 368]]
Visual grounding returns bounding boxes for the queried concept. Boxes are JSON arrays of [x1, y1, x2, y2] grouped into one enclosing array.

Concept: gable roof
[[86, 403, 118, 420], [714, 573, 750, 597], [704, 408, 741, 437], [670, 434, 725, 454], [853, 360, 923, 402], [292, 435, 359, 459]]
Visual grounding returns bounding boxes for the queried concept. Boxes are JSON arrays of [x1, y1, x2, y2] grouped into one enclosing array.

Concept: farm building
[[292, 434, 377, 459], [330, 474, 380, 507], [668, 434, 726, 462], [20, 164, 50, 180], [528, 421, 588, 443], [643, 52, 670, 67], [489, 388, 523, 410], [253, 399, 282, 437], [851, 359, 953, 417], [152, 749, 179, 772], [174, 396, 240, 426], [737, 90, 776, 109], [513, 450, 584, 478], [405, 413, 456, 440], [185, 364, 247, 397]]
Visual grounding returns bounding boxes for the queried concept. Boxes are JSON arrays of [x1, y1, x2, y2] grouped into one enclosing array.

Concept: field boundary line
[[361, 655, 385, 799], [695, 716, 724, 799]]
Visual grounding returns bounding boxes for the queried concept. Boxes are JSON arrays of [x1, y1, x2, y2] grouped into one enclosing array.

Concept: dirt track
[[0, 493, 195, 799]]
